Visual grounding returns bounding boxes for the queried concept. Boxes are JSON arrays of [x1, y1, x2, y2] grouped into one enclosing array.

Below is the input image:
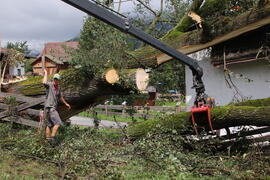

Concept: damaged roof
[[33, 41, 79, 65], [128, 4, 270, 67]]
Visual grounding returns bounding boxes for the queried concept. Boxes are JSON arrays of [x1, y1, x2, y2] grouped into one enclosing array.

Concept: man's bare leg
[[51, 124, 60, 137], [46, 126, 51, 138]]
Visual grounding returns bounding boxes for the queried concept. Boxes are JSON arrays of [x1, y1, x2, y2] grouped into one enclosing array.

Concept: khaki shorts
[[45, 108, 63, 127]]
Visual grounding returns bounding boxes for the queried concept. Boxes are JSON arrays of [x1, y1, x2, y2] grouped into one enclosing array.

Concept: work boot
[[50, 136, 60, 146], [46, 137, 54, 145]]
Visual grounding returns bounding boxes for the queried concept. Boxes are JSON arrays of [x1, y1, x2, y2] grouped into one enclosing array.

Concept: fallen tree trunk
[[127, 99, 270, 138], [2, 67, 149, 122], [5, 68, 144, 121], [3, 65, 270, 133]]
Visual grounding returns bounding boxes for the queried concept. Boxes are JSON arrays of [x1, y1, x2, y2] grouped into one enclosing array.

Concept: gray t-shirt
[[44, 82, 62, 108]]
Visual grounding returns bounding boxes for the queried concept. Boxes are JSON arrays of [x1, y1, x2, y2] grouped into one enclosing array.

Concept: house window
[[17, 69, 21, 76]]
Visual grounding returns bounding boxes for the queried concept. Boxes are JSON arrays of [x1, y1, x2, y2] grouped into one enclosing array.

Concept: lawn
[[1, 123, 270, 179], [0, 151, 58, 179], [78, 102, 184, 123]]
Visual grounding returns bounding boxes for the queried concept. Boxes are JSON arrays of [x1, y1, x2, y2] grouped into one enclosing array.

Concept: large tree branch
[[136, 0, 157, 16], [145, 0, 164, 35], [127, 4, 270, 68]]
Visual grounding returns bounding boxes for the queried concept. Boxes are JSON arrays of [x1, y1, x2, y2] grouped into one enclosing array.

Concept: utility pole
[[42, 55, 45, 75], [0, 38, 2, 92], [117, 0, 122, 12]]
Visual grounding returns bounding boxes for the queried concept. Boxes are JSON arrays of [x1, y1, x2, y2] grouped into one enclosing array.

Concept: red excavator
[[61, 0, 214, 135]]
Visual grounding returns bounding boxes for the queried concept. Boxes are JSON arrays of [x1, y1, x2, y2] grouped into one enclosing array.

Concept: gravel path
[[70, 116, 128, 129]]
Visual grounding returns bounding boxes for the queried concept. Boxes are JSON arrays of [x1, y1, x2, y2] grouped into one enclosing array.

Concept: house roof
[[33, 41, 79, 65], [0, 48, 25, 61], [0, 48, 8, 54], [37, 54, 65, 65]]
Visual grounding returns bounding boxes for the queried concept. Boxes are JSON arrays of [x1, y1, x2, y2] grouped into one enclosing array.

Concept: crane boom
[[61, 0, 207, 104]]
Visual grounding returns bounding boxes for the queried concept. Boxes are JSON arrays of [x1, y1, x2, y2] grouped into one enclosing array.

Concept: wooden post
[[122, 101, 128, 117], [104, 101, 109, 116], [0, 39, 2, 92], [122, 105, 126, 117], [122, 101, 127, 117], [146, 104, 149, 118], [105, 104, 108, 116], [42, 55, 45, 75], [175, 102, 181, 113]]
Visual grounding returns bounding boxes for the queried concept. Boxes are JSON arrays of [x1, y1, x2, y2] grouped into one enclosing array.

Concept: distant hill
[[25, 50, 40, 58]]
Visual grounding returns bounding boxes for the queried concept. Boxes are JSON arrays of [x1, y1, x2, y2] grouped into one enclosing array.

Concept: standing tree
[[0, 42, 26, 92], [149, 60, 185, 94], [70, 17, 130, 76], [6, 41, 29, 54]]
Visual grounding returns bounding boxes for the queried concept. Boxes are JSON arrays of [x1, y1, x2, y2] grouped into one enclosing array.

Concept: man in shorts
[[42, 69, 71, 142]]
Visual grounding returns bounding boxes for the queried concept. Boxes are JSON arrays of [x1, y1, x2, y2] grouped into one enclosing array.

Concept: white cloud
[[0, 0, 162, 51], [0, 0, 86, 51]]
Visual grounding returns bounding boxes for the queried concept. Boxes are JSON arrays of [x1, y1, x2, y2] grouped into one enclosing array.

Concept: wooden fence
[[156, 93, 185, 102], [0, 92, 43, 128], [93, 104, 188, 119]]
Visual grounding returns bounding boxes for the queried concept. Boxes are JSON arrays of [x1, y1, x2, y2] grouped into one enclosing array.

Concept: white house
[[0, 48, 26, 77], [8, 62, 25, 76], [185, 50, 270, 109], [185, 24, 270, 109]]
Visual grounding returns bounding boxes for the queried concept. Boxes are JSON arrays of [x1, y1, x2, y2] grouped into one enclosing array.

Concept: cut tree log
[[126, 98, 270, 138], [104, 68, 120, 84], [104, 68, 149, 91], [3, 81, 270, 137]]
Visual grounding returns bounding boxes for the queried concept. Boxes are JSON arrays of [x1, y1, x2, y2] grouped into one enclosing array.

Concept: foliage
[[18, 76, 45, 95], [0, 123, 270, 179], [4, 41, 30, 74], [149, 60, 185, 94], [6, 41, 29, 54], [0, 46, 25, 91], [0, 41, 28, 91], [155, 100, 178, 106], [109, 94, 148, 106], [24, 58, 35, 73], [199, 0, 257, 20], [1, 49, 24, 67], [18, 68, 85, 95], [130, 0, 267, 66], [70, 17, 130, 77], [0, 149, 57, 179], [3, 96, 17, 106], [69, 0, 188, 91]]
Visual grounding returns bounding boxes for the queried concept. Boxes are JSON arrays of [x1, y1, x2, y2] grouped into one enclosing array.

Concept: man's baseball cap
[[53, 73, 61, 80]]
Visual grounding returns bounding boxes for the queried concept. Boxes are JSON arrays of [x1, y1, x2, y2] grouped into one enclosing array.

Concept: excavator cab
[[191, 97, 215, 136]]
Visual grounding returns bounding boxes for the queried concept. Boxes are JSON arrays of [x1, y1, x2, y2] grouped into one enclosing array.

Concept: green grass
[[155, 101, 186, 106], [78, 109, 171, 123], [79, 102, 186, 123], [1, 123, 270, 179], [0, 151, 57, 179]]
